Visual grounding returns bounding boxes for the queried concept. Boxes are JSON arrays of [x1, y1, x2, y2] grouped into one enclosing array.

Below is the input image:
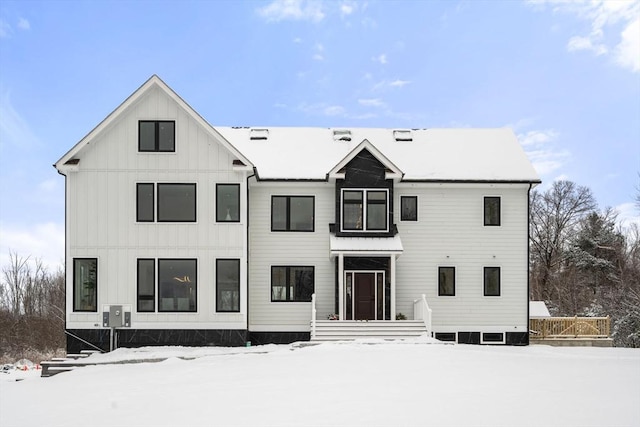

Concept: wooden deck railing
[[530, 317, 610, 339]]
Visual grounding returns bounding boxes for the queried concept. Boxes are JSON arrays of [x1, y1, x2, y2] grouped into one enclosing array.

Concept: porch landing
[[311, 320, 428, 341]]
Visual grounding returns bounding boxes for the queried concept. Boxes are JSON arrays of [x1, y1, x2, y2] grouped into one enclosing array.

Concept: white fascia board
[[328, 138, 404, 180]]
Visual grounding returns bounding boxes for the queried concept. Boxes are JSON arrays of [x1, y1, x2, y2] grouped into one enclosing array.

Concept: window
[[157, 183, 196, 222], [484, 197, 501, 226], [484, 267, 501, 296], [158, 259, 196, 312], [216, 259, 240, 312], [137, 259, 155, 312], [342, 189, 388, 232], [271, 196, 314, 231], [137, 183, 154, 222], [435, 332, 456, 342], [139, 120, 175, 152], [271, 266, 314, 302], [400, 196, 418, 221], [73, 258, 97, 312], [438, 266, 455, 296], [482, 332, 505, 344], [216, 184, 240, 222]]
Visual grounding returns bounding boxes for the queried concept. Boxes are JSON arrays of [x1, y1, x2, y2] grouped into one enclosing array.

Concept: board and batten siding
[[65, 85, 249, 330], [248, 181, 334, 332], [394, 183, 530, 332]]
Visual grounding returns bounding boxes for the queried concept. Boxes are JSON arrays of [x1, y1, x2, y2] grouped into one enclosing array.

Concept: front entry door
[[354, 273, 376, 320]]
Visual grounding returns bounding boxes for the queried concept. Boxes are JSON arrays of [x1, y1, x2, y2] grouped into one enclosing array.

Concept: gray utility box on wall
[[102, 305, 131, 328]]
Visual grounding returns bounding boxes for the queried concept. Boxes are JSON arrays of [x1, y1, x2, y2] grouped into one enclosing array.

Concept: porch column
[[338, 253, 344, 320], [390, 254, 396, 321]]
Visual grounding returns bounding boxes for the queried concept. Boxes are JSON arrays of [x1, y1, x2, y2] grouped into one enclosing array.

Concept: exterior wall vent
[[333, 129, 352, 141], [393, 129, 412, 142], [250, 128, 269, 140]]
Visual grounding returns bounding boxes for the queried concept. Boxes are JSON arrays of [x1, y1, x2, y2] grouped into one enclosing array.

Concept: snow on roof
[[330, 234, 404, 255], [216, 127, 540, 182], [530, 301, 551, 318]]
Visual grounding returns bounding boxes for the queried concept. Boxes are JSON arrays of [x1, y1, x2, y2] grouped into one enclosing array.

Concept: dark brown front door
[[354, 273, 375, 320]]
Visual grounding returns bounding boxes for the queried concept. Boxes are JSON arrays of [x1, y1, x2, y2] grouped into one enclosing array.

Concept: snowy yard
[[1, 340, 639, 427]]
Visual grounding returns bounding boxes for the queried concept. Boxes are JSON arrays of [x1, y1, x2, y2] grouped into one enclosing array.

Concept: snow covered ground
[[1, 339, 639, 427]]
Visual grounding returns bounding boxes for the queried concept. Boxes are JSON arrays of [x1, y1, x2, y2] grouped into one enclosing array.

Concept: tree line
[[0, 179, 638, 357]]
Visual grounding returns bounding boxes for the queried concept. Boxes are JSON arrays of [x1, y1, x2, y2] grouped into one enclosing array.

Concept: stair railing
[[311, 293, 317, 339], [413, 294, 433, 337]]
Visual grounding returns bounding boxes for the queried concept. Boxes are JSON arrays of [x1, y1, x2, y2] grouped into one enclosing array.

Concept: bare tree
[[2, 251, 31, 315]]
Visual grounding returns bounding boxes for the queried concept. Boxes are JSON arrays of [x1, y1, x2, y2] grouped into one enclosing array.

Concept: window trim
[[340, 188, 389, 232], [156, 183, 197, 223], [138, 120, 176, 152], [400, 195, 418, 222], [216, 258, 241, 313], [137, 259, 155, 312], [484, 196, 501, 226], [271, 195, 315, 232], [73, 258, 97, 312], [216, 183, 241, 223], [136, 183, 155, 223], [157, 258, 197, 313], [270, 266, 315, 302], [483, 266, 501, 297], [438, 266, 456, 297]]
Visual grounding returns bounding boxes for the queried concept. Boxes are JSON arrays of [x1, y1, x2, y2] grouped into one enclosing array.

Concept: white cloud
[[389, 79, 410, 88], [257, 0, 325, 23], [313, 54, 324, 61], [17, 18, 30, 31], [518, 129, 560, 146], [0, 19, 11, 38], [529, 0, 640, 73], [517, 128, 569, 176], [0, 88, 39, 149], [0, 222, 65, 272], [313, 43, 325, 60], [293, 37, 303, 43], [358, 98, 385, 107], [373, 54, 387, 64], [615, 202, 640, 230], [340, 2, 355, 17], [323, 105, 345, 116]]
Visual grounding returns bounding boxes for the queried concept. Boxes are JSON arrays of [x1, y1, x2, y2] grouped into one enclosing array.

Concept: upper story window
[[272, 196, 314, 232], [400, 196, 418, 221], [484, 196, 501, 226], [73, 258, 97, 312], [137, 183, 196, 223], [216, 184, 240, 222], [139, 120, 175, 152], [342, 189, 388, 232]]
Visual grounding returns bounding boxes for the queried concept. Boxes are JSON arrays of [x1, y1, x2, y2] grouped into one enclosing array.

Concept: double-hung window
[[484, 197, 501, 226], [342, 189, 388, 232], [73, 258, 97, 312], [139, 120, 175, 152], [271, 266, 314, 302], [271, 196, 314, 231]]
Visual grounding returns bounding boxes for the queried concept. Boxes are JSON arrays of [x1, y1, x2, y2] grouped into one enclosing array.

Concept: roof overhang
[[329, 234, 404, 258]]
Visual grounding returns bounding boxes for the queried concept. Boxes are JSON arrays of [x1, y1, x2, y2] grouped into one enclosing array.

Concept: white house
[[55, 76, 540, 352]]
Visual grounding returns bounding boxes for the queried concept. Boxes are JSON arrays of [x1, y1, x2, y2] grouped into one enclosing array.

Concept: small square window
[[138, 121, 175, 152], [484, 267, 501, 296], [401, 196, 418, 221], [438, 267, 455, 296], [484, 197, 501, 226], [217, 184, 240, 222]]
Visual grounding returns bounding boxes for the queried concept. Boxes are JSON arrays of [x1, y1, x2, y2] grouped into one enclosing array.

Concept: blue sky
[[0, 0, 638, 270]]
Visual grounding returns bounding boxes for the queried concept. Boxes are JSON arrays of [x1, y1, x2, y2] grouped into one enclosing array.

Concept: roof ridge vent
[[393, 129, 412, 142], [333, 129, 352, 141], [250, 128, 269, 140]]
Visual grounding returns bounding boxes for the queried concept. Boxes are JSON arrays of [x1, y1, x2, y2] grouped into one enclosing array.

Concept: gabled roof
[[327, 139, 403, 180], [54, 75, 252, 172], [216, 127, 541, 182]]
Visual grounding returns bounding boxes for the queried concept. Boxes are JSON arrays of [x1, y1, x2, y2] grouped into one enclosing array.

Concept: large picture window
[[271, 196, 314, 231], [136, 183, 154, 222], [216, 184, 240, 222], [342, 189, 388, 232], [73, 258, 97, 312], [484, 196, 501, 226], [139, 120, 175, 152], [137, 259, 155, 312], [400, 196, 418, 221], [216, 259, 240, 312], [484, 267, 501, 296], [438, 266, 455, 296], [271, 266, 314, 302], [158, 259, 197, 312], [157, 183, 196, 222]]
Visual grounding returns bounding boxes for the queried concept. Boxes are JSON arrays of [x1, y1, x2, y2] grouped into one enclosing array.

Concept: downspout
[[246, 170, 256, 345], [526, 182, 533, 345], [55, 165, 69, 351]]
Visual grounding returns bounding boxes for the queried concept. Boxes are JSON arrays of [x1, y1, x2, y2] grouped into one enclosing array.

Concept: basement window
[[481, 332, 505, 344]]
